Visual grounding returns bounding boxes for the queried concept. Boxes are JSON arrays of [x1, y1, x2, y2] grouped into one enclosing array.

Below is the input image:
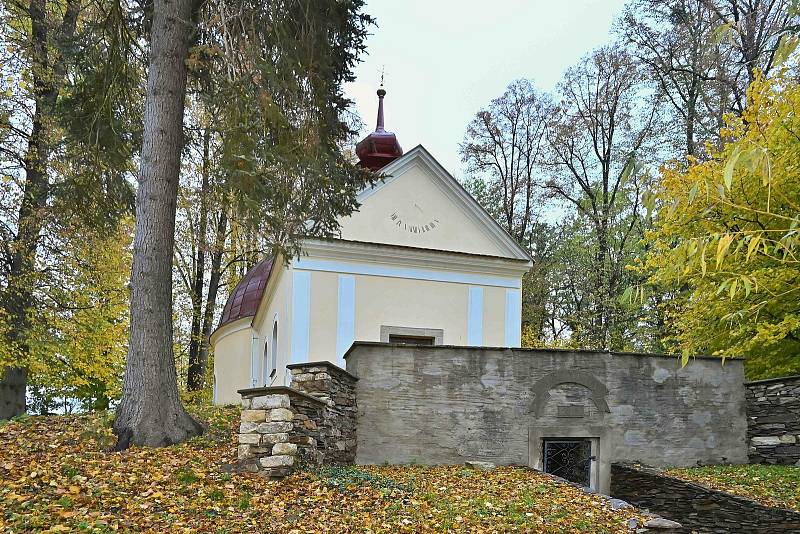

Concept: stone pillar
[[236, 387, 326, 477], [287, 361, 358, 464]]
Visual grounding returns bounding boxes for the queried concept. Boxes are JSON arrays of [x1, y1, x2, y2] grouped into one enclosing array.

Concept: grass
[[0, 406, 648, 532], [666, 464, 800, 512]]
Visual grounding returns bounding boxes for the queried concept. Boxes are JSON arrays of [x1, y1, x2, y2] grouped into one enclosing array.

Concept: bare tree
[[712, 0, 799, 109], [544, 46, 660, 350], [619, 0, 725, 158], [460, 80, 552, 247], [618, 0, 799, 159]]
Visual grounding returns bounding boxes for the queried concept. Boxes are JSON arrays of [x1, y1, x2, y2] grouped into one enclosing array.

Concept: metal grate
[[542, 439, 592, 487]]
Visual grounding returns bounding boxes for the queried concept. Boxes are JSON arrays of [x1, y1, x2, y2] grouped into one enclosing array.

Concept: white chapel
[[211, 88, 532, 405]]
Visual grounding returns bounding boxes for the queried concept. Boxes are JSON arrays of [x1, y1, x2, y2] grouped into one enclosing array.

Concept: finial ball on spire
[[377, 88, 386, 97]]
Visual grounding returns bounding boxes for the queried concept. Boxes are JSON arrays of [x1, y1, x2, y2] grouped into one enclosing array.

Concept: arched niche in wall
[[531, 370, 611, 417]]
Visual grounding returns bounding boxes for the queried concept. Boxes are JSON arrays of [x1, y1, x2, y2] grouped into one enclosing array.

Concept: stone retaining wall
[[345, 344, 747, 469], [611, 463, 800, 533], [237, 387, 325, 477], [745, 375, 800, 464], [288, 361, 358, 465], [235, 361, 357, 477]]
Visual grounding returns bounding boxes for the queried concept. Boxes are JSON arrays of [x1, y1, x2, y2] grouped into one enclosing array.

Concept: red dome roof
[[217, 258, 274, 330], [356, 87, 403, 170]]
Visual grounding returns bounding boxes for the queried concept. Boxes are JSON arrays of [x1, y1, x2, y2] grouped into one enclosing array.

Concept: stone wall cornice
[[286, 361, 359, 381], [237, 386, 326, 406], [344, 341, 743, 363], [745, 375, 800, 386]]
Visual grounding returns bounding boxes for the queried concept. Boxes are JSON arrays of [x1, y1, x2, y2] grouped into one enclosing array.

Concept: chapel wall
[[345, 344, 748, 469], [252, 264, 291, 386], [212, 321, 254, 405], [301, 270, 512, 365]]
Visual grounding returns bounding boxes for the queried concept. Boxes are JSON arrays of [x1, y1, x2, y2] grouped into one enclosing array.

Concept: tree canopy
[[639, 67, 800, 378]]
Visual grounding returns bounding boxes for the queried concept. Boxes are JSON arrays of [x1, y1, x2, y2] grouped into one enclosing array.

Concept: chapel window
[[388, 334, 435, 346]]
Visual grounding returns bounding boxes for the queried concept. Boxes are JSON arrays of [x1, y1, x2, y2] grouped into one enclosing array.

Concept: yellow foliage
[[0, 220, 132, 409], [642, 69, 800, 379], [0, 407, 648, 532]]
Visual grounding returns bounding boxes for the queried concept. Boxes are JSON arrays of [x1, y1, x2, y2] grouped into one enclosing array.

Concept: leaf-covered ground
[[666, 464, 800, 512], [1, 407, 646, 532]]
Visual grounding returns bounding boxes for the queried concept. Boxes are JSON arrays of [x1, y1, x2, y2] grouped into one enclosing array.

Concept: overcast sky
[[345, 0, 628, 177]]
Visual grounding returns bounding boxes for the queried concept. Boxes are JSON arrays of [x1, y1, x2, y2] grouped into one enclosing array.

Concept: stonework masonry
[[287, 361, 358, 465], [236, 387, 323, 477], [236, 362, 357, 476], [611, 463, 800, 533], [344, 343, 748, 475], [745, 375, 800, 465]]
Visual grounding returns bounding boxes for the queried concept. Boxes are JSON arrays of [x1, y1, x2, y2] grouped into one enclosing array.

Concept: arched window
[[270, 320, 278, 378], [261, 340, 271, 386], [261, 319, 278, 385]]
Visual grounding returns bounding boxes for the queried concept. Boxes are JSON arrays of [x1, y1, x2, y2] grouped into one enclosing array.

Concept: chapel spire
[[375, 87, 386, 132], [356, 84, 403, 171]]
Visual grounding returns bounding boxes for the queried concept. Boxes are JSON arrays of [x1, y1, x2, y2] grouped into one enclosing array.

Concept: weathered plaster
[[345, 344, 747, 471]]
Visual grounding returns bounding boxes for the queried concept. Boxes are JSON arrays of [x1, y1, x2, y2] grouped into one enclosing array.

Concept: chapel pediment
[[339, 145, 530, 261]]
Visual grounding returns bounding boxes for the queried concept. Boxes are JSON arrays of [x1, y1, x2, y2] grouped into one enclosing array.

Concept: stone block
[[315, 372, 331, 380], [644, 517, 683, 529], [259, 455, 294, 468], [256, 422, 293, 434], [241, 409, 267, 422], [272, 442, 298, 455], [261, 433, 289, 446], [303, 419, 317, 430], [290, 435, 317, 447], [270, 408, 294, 422], [237, 460, 260, 473], [241, 398, 252, 409], [260, 467, 293, 478], [752, 436, 781, 446], [238, 444, 253, 460], [251, 394, 291, 410], [609, 498, 632, 510], [239, 422, 258, 434], [779, 434, 797, 444], [292, 373, 314, 382], [238, 433, 261, 445]]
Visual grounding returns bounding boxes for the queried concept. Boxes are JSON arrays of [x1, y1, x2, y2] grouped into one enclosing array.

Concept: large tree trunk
[[0, 369, 27, 419], [0, 0, 80, 419], [113, 0, 202, 449]]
